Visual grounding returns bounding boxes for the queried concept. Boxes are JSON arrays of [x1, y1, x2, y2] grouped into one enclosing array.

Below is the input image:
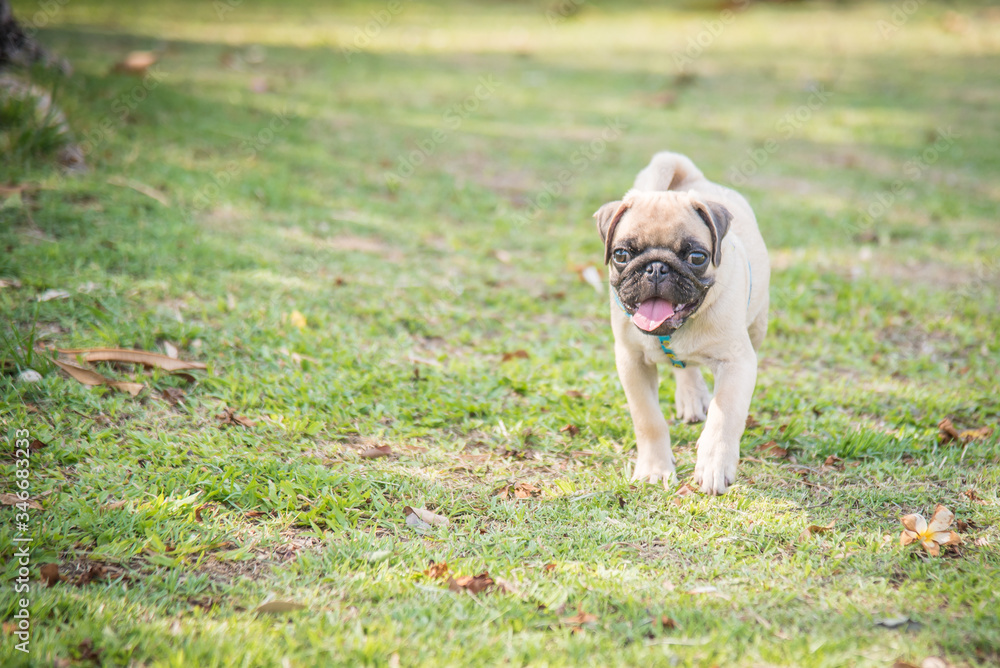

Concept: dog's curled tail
[[633, 151, 705, 192]]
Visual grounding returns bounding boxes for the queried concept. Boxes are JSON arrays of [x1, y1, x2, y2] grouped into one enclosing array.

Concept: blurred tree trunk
[[1, 0, 68, 71]]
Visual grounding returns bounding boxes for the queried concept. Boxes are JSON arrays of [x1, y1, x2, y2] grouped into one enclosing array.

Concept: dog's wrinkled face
[[594, 191, 731, 336]]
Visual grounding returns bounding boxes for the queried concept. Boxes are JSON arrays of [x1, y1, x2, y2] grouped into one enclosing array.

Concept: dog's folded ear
[[593, 199, 631, 265], [691, 199, 732, 266]]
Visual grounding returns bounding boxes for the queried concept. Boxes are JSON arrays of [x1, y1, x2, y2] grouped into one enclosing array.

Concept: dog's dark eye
[[688, 251, 708, 266], [613, 249, 631, 265]]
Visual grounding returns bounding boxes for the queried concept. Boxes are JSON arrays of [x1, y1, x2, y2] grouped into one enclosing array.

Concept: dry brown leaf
[[676, 483, 696, 496], [29, 438, 47, 451], [102, 499, 127, 511], [161, 387, 186, 405], [937, 418, 962, 444], [660, 616, 678, 629], [216, 408, 256, 428], [75, 564, 106, 587], [0, 493, 42, 510], [823, 455, 843, 468], [959, 426, 994, 442], [798, 520, 836, 542], [106, 176, 171, 206], [424, 562, 450, 579], [543, 563, 556, 573], [501, 350, 529, 362], [58, 347, 206, 371], [499, 482, 542, 500], [447, 572, 495, 595], [112, 50, 157, 75], [745, 414, 761, 430], [559, 424, 580, 437], [403, 506, 450, 527], [40, 563, 65, 587], [560, 606, 599, 626], [756, 440, 788, 459], [359, 445, 392, 459], [52, 358, 145, 396]]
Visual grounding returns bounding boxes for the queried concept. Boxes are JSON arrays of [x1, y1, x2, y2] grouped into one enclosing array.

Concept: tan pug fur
[[594, 152, 770, 495]]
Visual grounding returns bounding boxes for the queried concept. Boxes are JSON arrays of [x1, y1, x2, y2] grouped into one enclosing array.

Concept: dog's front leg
[[693, 346, 757, 495], [616, 342, 675, 487]]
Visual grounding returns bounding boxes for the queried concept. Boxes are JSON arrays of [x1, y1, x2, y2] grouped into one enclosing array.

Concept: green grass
[[1, 0, 999, 665]]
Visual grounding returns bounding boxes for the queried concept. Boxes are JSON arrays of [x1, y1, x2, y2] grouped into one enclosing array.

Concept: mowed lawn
[[1, 0, 999, 665]]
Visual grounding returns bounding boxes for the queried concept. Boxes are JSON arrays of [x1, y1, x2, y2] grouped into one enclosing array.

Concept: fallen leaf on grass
[[403, 506, 449, 527], [58, 347, 207, 371], [501, 349, 529, 362], [756, 440, 788, 458], [560, 606, 599, 626], [424, 561, 450, 579], [358, 445, 392, 459], [497, 482, 541, 500], [823, 454, 843, 468], [29, 438, 47, 451], [161, 387, 186, 405], [0, 278, 22, 289], [559, 424, 580, 437], [543, 563, 556, 573], [75, 564, 106, 587], [101, 499, 127, 511], [876, 615, 920, 631], [447, 572, 495, 595], [40, 563, 66, 587], [745, 414, 761, 430], [287, 310, 307, 329], [659, 616, 678, 630], [900, 505, 962, 557], [107, 176, 171, 206], [254, 600, 308, 615], [0, 493, 42, 510], [36, 288, 70, 302], [938, 418, 993, 445], [112, 50, 158, 75], [798, 520, 835, 542], [216, 408, 256, 428], [52, 358, 144, 396], [676, 483, 696, 497]]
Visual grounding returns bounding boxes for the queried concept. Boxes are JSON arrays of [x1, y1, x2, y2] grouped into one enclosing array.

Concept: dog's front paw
[[675, 385, 710, 424], [693, 444, 738, 495], [674, 368, 711, 423], [631, 453, 676, 489]]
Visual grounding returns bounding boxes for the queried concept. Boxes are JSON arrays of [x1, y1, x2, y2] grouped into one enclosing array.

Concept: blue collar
[[612, 290, 686, 368], [610, 250, 753, 370]]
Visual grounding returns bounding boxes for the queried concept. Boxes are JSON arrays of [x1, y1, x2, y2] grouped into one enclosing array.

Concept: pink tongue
[[632, 298, 676, 331]]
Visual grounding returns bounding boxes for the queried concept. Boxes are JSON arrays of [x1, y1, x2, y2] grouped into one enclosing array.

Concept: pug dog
[[593, 152, 770, 495]]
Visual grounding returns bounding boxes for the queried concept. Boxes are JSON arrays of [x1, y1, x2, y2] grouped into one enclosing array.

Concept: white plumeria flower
[[899, 504, 963, 557]]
